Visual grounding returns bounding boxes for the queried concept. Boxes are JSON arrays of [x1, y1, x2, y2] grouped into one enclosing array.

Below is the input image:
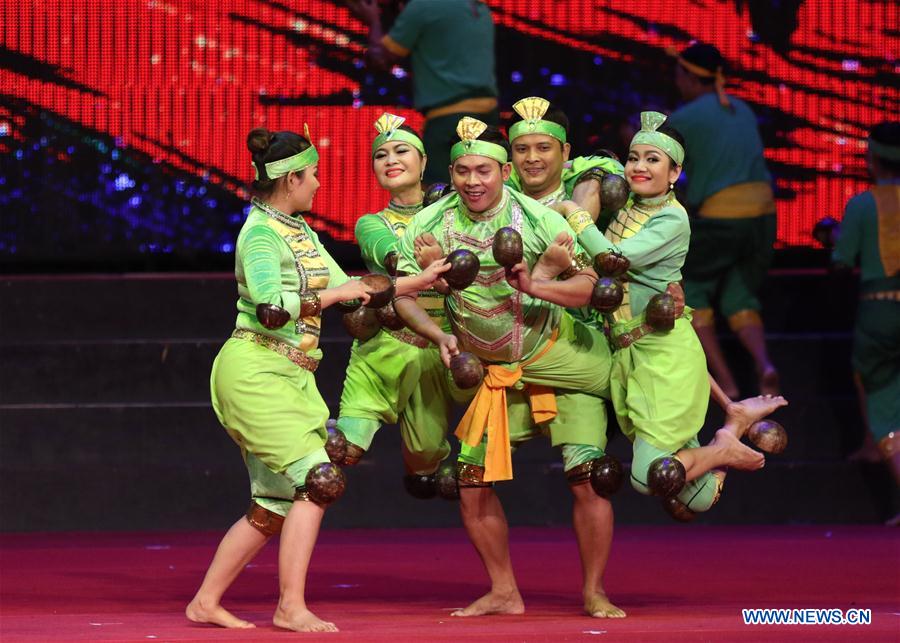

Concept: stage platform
[[0, 526, 896, 641]]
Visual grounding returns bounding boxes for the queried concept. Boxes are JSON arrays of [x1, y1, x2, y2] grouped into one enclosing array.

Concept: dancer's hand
[[665, 282, 685, 318], [437, 333, 460, 368], [338, 279, 375, 306], [504, 261, 533, 294]]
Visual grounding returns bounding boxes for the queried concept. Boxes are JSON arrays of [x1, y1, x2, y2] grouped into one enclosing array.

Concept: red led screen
[[1, 0, 897, 250]]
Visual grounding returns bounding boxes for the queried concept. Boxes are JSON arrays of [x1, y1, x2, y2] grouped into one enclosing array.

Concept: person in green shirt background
[[831, 120, 900, 526], [668, 43, 780, 401], [349, 0, 499, 184]]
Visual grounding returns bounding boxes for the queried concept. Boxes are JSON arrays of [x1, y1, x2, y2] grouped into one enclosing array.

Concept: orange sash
[[454, 331, 558, 482]]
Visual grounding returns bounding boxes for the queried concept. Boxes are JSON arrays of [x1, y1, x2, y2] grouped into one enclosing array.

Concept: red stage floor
[[1, 526, 897, 641]]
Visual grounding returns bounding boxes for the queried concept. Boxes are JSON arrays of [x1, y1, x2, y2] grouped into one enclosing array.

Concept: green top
[[355, 201, 447, 328], [575, 193, 690, 322], [388, 0, 497, 112], [398, 187, 578, 363], [235, 205, 350, 357], [833, 188, 892, 283], [667, 94, 771, 210]]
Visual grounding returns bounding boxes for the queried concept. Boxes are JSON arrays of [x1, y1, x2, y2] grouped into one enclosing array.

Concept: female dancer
[[336, 113, 457, 496], [186, 126, 445, 632]]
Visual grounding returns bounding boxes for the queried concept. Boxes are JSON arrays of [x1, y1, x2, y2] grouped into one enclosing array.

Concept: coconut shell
[[375, 301, 405, 331], [600, 173, 630, 211], [646, 293, 676, 331], [492, 227, 524, 268], [593, 251, 630, 278], [747, 420, 788, 454], [444, 249, 480, 290], [449, 351, 484, 389], [361, 273, 395, 309], [423, 182, 454, 207], [342, 306, 381, 341], [590, 277, 624, 313]]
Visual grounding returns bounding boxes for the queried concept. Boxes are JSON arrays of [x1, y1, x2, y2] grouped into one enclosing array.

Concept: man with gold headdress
[[393, 116, 626, 619], [668, 42, 779, 401]]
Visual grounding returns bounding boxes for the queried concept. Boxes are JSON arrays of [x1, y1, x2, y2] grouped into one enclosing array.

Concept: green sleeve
[[832, 194, 865, 267], [577, 210, 689, 270], [308, 226, 351, 289], [396, 215, 424, 276], [387, 0, 427, 50], [239, 225, 302, 319], [562, 155, 625, 187], [355, 214, 397, 273]]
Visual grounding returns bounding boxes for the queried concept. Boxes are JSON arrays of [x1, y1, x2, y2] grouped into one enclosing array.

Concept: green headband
[[372, 112, 425, 156], [450, 116, 508, 164], [508, 96, 567, 144], [869, 137, 900, 162], [254, 145, 319, 181], [630, 111, 684, 166]]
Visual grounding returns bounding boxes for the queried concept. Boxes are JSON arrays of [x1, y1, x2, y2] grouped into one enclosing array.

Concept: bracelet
[[299, 291, 322, 317], [565, 208, 593, 235], [559, 252, 592, 280]]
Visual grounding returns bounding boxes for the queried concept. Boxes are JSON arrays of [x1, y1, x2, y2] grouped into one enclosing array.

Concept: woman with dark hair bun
[[186, 125, 447, 632]]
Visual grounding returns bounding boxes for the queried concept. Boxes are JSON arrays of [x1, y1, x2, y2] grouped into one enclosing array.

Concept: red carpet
[[1, 526, 897, 641]]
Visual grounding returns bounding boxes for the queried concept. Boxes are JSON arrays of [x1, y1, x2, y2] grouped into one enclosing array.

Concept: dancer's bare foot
[[725, 394, 788, 437], [584, 592, 626, 618], [759, 366, 780, 396], [273, 606, 338, 633], [451, 589, 525, 617], [532, 231, 575, 281], [186, 598, 255, 629], [713, 428, 765, 471]]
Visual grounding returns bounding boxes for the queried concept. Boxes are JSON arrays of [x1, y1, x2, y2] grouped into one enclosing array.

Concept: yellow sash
[[454, 331, 559, 482], [698, 181, 775, 218]]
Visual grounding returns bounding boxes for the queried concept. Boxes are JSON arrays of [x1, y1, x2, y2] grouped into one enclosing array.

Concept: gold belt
[[861, 290, 900, 302], [232, 329, 319, 372], [387, 328, 431, 349]]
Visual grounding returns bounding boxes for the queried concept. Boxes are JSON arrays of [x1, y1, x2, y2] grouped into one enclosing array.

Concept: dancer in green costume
[[831, 121, 900, 525], [556, 112, 779, 514], [394, 117, 627, 619], [336, 113, 456, 495], [187, 126, 446, 632]]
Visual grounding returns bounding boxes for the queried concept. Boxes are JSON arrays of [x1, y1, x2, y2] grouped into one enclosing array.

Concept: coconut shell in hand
[[449, 351, 484, 389], [600, 174, 629, 211], [375, 301, 405, 331], [645, 293, 676, 331], [492, 227, 524, 268], [342, 306, 381, 341], [423, 182, 454, 207], [590, 277, 624, 313], [593, 251, 630, 278], [361, 273, 395, 309], [444, 249, 480, 290]]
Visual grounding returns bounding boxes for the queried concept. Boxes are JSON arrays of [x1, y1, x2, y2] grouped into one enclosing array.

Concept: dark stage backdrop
[[1, 1, 897, 269]]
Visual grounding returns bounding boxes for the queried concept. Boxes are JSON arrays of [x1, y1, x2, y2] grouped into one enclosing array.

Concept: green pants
[[683, 213, 776, 316], [854, 298, 900, 440], [629, 436, 721, 512], [337, 331, 452, 474], [211, 337, 330, 516]]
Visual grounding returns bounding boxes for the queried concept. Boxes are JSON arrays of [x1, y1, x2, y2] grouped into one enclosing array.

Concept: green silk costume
[[337, 202, 454, 474], [572, 192, 717, 511], [397, 187, 612, 475], [212, 201, 350, 517], [832, 183, 900, 440]]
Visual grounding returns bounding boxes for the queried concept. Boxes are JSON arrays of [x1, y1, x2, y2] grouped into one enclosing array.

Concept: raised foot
[[532, 232, 575, 281], [714, 428, 765, 471], [725, 394, 788, 437], [185, 599, 255, 629], [584, 593, 626, 618], [273, 607, 338, 633], [451, 589, 525, 617]]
